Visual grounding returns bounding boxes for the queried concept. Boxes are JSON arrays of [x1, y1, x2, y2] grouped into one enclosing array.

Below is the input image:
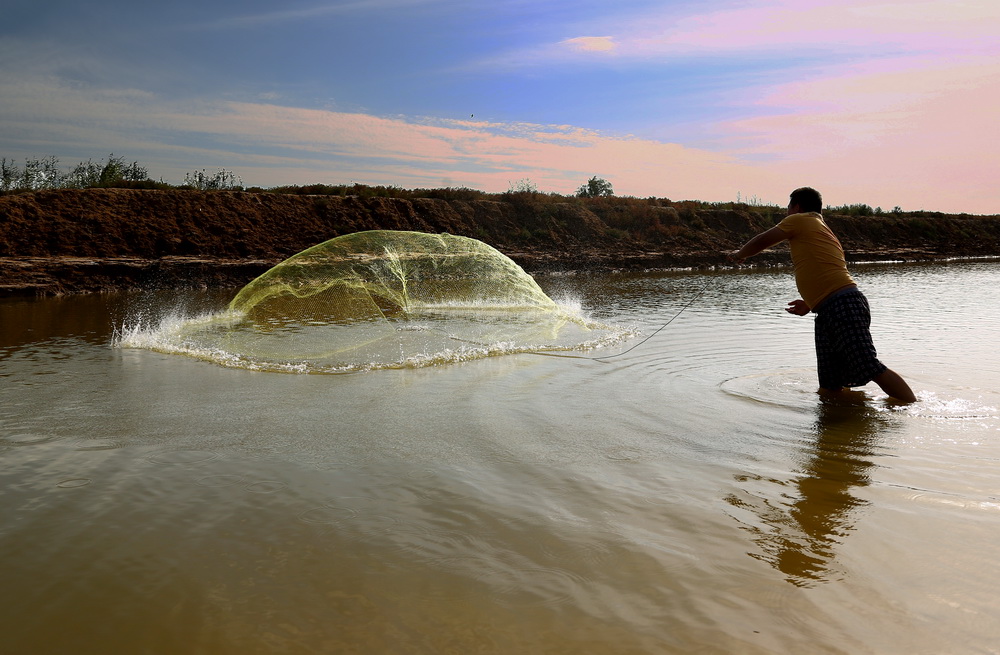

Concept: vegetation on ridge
[[0, 154, 995, 224]]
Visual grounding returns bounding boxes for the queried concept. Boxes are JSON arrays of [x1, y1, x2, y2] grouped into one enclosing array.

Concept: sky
[[1, 0, 998, 213]]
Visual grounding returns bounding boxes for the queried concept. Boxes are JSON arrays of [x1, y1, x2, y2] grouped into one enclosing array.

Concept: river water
[[1, 261, 998, 654]]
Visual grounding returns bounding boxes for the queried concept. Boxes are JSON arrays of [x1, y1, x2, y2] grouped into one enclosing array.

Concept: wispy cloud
[[190, 0, 453, 30], [560, 36, 617, 54], [2, 0, 998, 213], [3, 64, 997, 211], [620, 0, 999, 55], [0, 73, 767, 197], [720, 53, 1000, 210], [472, 0, 998, 71]]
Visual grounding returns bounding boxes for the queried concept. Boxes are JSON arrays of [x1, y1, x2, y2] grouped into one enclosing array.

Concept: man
[[731, 187, 916, 403]]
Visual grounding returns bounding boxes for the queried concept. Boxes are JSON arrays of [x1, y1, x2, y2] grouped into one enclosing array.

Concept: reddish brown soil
[[2, 188, 998, 296]]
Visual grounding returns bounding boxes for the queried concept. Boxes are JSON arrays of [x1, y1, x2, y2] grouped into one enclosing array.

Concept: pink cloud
[[560, 36, 618, 53], [3, 56, 997, 213], [114, 100, 768, 199], [721, 55, 1000, 211], [564, 0, 999, 61]]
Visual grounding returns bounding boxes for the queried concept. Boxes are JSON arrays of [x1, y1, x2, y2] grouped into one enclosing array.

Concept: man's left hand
[[785, 299, 810, 315]]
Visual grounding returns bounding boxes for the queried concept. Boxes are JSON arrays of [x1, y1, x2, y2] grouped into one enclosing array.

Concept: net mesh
[[229, 230, 558, 323]]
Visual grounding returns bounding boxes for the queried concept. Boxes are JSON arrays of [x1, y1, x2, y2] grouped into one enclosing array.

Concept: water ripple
[[56, 478, 92, 488], [147, 450, 219, 465]]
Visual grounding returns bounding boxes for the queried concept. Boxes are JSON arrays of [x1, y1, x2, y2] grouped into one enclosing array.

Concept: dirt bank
[[2, 188, 999, 296]]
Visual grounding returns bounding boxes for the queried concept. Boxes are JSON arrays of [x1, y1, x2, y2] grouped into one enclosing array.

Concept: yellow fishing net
[[229, 230, 557, 323], [121, 230, 626, 373]]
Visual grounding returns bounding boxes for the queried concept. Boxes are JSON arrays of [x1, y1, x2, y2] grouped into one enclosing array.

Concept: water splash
[[115, 301, 628, 373]]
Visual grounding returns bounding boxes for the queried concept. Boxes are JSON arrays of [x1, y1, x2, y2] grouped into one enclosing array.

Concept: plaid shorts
[[813, 289, 887, 389]]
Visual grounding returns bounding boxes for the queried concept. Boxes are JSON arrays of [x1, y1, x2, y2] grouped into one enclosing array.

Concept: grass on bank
[[0, 154, 991, 225]]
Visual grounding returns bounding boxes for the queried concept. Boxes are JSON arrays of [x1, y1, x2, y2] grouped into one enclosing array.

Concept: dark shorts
[[813, 289, 887, 389]]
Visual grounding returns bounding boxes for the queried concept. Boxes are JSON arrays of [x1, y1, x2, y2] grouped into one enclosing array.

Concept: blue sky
[[2, 0, 998, 213]]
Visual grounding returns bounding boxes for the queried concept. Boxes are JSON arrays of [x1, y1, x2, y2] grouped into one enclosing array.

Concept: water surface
[[1, 262, 998, 654]]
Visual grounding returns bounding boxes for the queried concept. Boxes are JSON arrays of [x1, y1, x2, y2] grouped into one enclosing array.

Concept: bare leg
[[873, 368, 916, 403]]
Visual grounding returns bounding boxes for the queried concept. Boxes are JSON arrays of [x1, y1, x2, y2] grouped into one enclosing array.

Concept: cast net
[[119, 230, 630, 373], [228, 230, 558, 321]]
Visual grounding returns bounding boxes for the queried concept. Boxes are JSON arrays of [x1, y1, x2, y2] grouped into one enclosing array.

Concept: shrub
[[182, 168, 244, 191], [507, 178, 537, 194], [1, 156, 62, 191], [66, 154, 148, 188], [0, 154, 153, 191], [830, 203, 875, 217]]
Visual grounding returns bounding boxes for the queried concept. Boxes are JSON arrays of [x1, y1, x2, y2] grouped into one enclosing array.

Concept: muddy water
[[1, 261, 998, 654]]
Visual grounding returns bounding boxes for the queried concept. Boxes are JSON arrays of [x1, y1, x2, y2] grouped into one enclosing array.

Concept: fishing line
[[529, 278, 713, 361], [435, 278, 713, 361]]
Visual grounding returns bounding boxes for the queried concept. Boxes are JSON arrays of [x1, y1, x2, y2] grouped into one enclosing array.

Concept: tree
[[576, 176, 614, 197]]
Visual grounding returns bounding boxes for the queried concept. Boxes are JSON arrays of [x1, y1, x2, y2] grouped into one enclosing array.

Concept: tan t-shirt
[[776, 211, 855, 309]]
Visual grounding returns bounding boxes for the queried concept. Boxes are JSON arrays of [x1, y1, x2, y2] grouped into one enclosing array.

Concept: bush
[[1, 154, 151, 191], [830, 203, 875, 217], [1, 156, 62, 191], [66, 154, 148, 188], [507, 178, 537, 194], [182, 168, 244, 191]]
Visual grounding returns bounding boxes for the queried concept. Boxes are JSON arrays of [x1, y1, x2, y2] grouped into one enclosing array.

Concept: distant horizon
[[2, 1, 997, 214]]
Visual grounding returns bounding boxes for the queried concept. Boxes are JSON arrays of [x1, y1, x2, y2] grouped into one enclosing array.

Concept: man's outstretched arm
[[730, 226, 789, 263]]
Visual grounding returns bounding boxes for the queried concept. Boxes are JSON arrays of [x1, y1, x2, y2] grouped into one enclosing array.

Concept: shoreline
[[3, 188, 1000, 296], [3, 250, 994, 298]]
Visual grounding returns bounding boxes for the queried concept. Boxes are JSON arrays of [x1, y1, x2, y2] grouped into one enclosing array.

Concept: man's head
[[788, 187, 823, 215]]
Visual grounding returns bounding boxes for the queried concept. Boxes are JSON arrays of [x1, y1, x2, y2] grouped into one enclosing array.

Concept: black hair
[[789, 187, 823, 213]]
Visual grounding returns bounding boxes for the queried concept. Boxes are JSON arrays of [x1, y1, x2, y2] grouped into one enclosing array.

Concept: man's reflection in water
[[727, 392, 896, 586]]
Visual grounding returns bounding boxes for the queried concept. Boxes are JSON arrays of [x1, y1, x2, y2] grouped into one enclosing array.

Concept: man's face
[[787, 202, 801, 216]]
